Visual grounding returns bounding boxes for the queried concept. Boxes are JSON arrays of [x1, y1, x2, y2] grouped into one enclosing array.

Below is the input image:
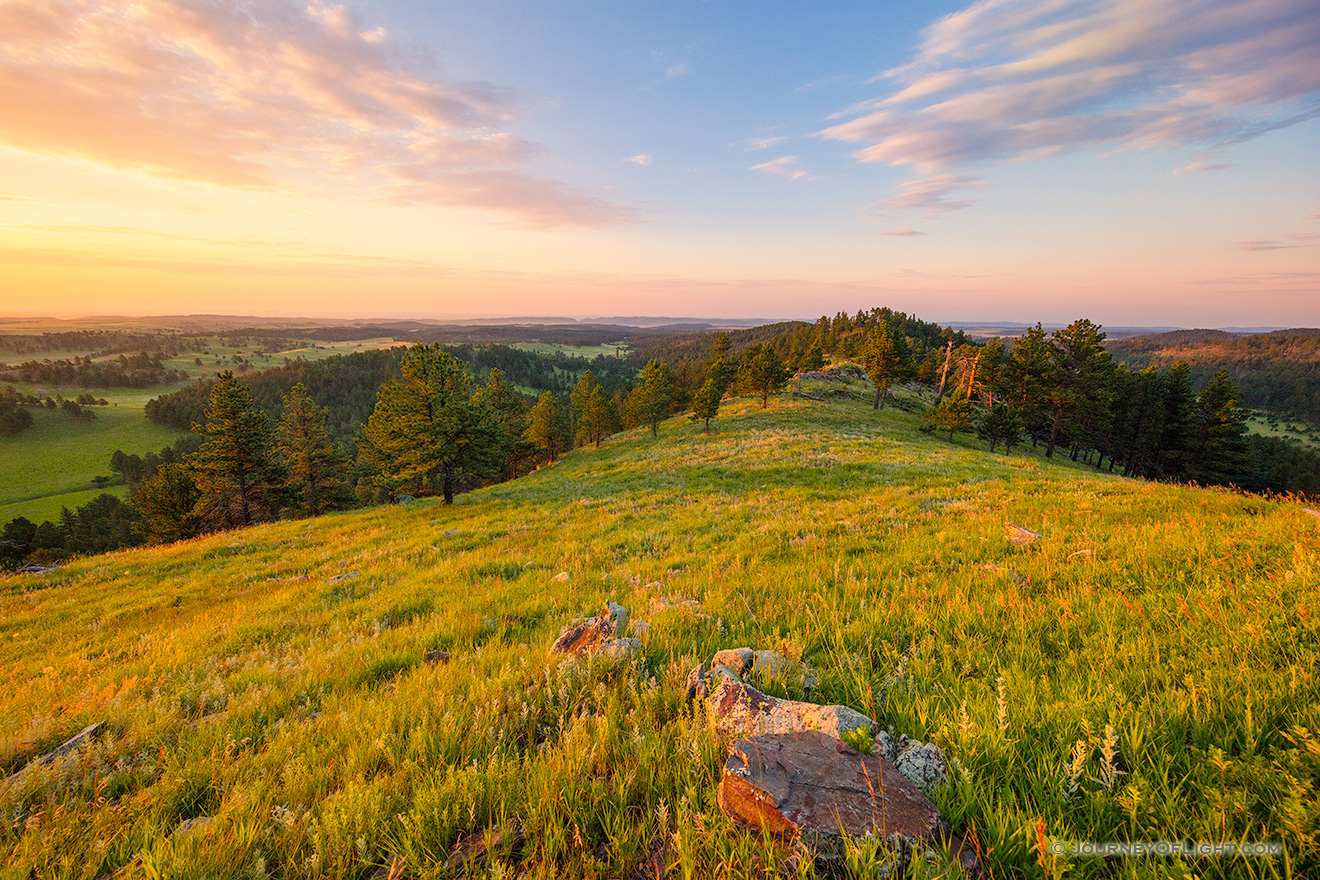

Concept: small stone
[[1067, 549, 1093, 559], [685, 663, 710, 702], [327, 571, 360, 582], [442, 529, 460, 537], [602, 637, 641, 661], [172, 816, 213, 840], [552, 571, 571, 582], [424, 650, 451, 666], [1302, 508, 1318, 518], [602, 602, 629, 633], [1006, 523, 1043, 546], [712, 648, 754, 674]]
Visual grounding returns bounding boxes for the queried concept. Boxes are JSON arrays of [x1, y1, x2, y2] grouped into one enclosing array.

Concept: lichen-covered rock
[[602, 637, 641, 661], [876, 732, 948, 795], [718, 730, 946, 866], [705, 679, 874, 743]]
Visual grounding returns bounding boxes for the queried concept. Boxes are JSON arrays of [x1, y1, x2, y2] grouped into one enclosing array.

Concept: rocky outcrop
[[877, 732, 948, 796], [718, 730, 944, 865]]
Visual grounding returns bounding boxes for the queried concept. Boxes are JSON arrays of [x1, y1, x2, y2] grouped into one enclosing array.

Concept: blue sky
[[0, 0, 1316, 326]]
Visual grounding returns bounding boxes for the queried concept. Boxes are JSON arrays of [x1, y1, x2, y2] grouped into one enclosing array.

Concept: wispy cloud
[[867, 174, 987, 217], [879, 228, 925, 237], [1239, 232, 1320, 251], [0, 0, 633, 228], [751, 156, 815, 181], [822, 0, 1320, 215], [626, 154, 654, 166], [741, 137, 788, 151], [665, 60, 691, 78]]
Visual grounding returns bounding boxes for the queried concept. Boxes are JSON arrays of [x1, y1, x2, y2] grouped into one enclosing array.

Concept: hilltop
[[1, 386, 1317, 878]]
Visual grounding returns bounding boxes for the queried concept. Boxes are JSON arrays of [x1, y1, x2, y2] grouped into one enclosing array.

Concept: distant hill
[[1108, 328, 1320, 423]]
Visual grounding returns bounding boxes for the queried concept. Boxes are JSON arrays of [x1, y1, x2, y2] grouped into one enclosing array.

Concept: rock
[[1067, 549, 1093, 559], [7, 721, 107, 786], [551, 571, 571, 582], [751, 650, 794, 679], [1006, 523, 1043, 546], [685, 662, 709, 702], [550, 603, 629, 656], [395, 494, 415, 503], [632, 620, 651, 641], [710, 664, 743, 684], [704, 679, 874, 743], [171, 816, 213, 840], [602, 637, 641, 661], [424, 650, 451, 666], [876, 732, 948, 795], [442, 529, 460, 537], [14, 563, 58, 575], [444, 820, 524, 872], [712, 647, 753, 674], [1303, 508, 1319, 518], [327, 571, 359, 582], [718, 730, 946, 866]]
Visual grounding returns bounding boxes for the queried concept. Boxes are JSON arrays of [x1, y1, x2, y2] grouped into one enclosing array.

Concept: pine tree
[[131, 463, 203, 544], [277, 383, 347, 517], [737, 344, 790, 409], [629, 358, 675, 437], [925, 390, 973, 442], [526, 392, 570, 462], [859, 322, 913, 410], [690, 377, 722, 433], [189, 371, 288, 529], [476, 368, 533, 478], [363, 345, 509, 504], [1191, 369, 1248, 486], [977, 403, 1023, 453]]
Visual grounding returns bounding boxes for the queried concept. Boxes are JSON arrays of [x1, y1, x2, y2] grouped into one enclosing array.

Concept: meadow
[[0, 389, 1316, 879], [0, 336, 404, 524]]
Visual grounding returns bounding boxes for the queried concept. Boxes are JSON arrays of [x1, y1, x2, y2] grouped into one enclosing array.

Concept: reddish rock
[[550, 603, 629, 656], [718, 730, 946, 863], [424, 650, 451, 666]]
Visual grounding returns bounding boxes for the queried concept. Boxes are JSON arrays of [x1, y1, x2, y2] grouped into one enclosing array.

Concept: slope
[[2, 391, 1317, 879]]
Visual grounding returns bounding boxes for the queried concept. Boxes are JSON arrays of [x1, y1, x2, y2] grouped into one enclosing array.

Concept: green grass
[[0, 401, 184, 524], [1247, 413, 1320, 449], [511, 342, 629, 360], [1, 391, 1316, 879]]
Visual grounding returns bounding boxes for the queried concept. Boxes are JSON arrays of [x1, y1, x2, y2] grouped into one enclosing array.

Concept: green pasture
[[0, 401, 185, 525], [511, 341, 629, 360], [0, 391, 1316, 878]]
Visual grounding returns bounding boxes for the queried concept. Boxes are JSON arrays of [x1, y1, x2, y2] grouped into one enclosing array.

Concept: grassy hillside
[[1, 392, 1317, 879]]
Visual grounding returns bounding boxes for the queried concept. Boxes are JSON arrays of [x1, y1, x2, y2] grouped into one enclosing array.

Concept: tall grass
[[1, 392, 1316, 878]]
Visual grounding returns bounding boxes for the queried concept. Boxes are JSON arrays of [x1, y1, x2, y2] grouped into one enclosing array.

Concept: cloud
[[866, 174, 987, 216], [666, 61, 691, 78], [879, 228, 926, 237], [741, 137, 788, 151], [822, 0, 1320, 213], [0, 0, 633, 228], [1239, 232, 1320, 251], [626, 154, 654, 166], [751, 156, 814, 181]]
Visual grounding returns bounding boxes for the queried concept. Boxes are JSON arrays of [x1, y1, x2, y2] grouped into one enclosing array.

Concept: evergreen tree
[[859, 321, 913, 409], [1157, 361, 1196, 480], [1007, 323, 1053, 444], [1045, 319, 1115, 458], [798, 341, 826, 373], [1190, 369, 1248, 485], [570, 370, 600, 448], [363, 345, 509, 504], [526, 392, 570, 462], [190, 371, 288, 529], [737, 344, 790, 409], [690, 376, 723, 433], [131, 463, 203, 544], [476, 367, 534, 478], [629, 358, 676, 437], [925, 390, 973, 442], [977, 403, 1023, 453], [0, 517, 36, 568], [277, 383, 348, 517]]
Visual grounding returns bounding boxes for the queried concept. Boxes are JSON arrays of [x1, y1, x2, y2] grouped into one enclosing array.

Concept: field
[[0, 397, 185, 525], [1, 391, 1317, 879], [0, 337, 406, 524], [510, 342, 630, 360], [1246, 413, 1320, 449]]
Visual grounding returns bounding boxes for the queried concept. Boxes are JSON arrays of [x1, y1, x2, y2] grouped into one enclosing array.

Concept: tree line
[[0, 351, 187, 388], [4, 314, 1317, 570]]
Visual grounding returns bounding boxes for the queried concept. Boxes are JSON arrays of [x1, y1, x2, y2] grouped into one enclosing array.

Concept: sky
[[0, 0, 1317, 328]]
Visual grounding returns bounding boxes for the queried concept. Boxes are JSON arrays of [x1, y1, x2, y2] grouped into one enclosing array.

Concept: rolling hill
[[2, 386, 1316, 879]]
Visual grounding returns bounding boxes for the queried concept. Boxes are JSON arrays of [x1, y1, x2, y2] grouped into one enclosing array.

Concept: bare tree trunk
[[936, 342, 952, 402]]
